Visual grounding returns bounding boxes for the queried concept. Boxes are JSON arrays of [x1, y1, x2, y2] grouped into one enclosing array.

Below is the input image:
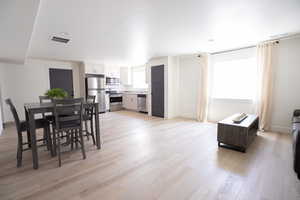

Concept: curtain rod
[[211, 45, 256, 55], [211, 37, 289, 55]]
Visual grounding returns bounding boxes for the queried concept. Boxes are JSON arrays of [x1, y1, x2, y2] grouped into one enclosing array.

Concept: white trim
[[270, 125, 291, 134]]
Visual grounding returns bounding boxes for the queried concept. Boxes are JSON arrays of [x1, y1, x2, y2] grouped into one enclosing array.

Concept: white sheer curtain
[[197, 53, 210, 122], [255, 42, 276, 130]]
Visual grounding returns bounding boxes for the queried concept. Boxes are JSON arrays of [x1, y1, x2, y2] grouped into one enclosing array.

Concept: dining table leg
[[94, 104, 101, 149], [25, 108, 31, 148], [28, 110, 39, 169]]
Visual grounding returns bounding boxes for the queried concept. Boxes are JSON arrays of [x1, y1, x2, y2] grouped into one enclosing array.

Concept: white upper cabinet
[[120, 67, 131, 85], [84, 63, 105, 74], [105, 65, 120, 78]]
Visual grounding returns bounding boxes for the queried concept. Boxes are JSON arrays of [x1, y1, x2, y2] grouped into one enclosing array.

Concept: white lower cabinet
[[105, 94, 110, 111], [123, 94, 137, 110]]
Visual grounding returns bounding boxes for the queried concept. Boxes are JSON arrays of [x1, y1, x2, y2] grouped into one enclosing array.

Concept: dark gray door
[[49, 68, 74, 97], [151, 65, 164, 118]]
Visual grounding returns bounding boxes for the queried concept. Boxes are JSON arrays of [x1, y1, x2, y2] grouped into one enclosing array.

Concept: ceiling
[[0, 0, 40, 64], [2, 0, 300, 65]]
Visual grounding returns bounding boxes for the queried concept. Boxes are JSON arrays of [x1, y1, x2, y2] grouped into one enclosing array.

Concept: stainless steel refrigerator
[[85, 74, 106, 113]]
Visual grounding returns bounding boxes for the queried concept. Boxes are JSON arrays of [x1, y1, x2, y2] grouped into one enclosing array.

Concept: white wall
[[178, 55, 201, 119], [208, 99, 255, 122], [0, 104, 2, 134], [270, 37, 300, 133], [0, 67, 3, 134], [0, 58, 83, 122], [167, 56, 180, 118]]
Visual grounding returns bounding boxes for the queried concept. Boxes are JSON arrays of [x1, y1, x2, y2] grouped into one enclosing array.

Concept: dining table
[[24, 101, 102, 169]]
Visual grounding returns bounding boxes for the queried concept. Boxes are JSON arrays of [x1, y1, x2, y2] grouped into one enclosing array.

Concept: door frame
[[49, 68, 74, 97], [149, 64, 167, 118]]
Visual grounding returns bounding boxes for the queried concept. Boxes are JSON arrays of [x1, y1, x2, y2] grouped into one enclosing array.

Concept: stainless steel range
[[109, 93, 123, 111]]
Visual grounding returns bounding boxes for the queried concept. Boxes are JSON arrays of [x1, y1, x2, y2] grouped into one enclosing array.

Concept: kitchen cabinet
[[105, 93, 110, 111], [145, 65, 149, 84], [85, 63, 105, 74], [123, 94, 137, 110], [105, 65, 120, 78], [120, 67, 131, 85]]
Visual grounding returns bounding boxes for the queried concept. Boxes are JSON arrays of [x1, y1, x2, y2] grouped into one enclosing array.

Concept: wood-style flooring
[[0, 111, 299, 200]]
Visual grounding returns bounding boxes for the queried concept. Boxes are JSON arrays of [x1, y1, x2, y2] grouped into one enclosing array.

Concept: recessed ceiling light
[[208, 39, 214, 42]]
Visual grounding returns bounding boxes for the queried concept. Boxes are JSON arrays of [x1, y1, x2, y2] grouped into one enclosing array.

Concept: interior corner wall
[[270, 37, 300, 133], [78, 62, 86, 98], [178, 55, 201, 119], [0, 102, 2, 134], [0, 58, 82, 123], [0, 67, 4, 134], [167, 56, 180, 119]]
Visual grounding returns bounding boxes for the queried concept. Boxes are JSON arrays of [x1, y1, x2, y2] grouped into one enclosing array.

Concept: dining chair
[[5, 98, 52, 167], [39, 96, 54, 143], [53, 98, 86, 167], [83, 95, 96, 145], [39, 96, 53, 103], [39, 96, 55, 120]]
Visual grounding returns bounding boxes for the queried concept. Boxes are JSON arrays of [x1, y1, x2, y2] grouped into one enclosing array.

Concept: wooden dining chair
[[53, 98, 86, 167], [39, 96, 54, 144], [5, 98, 52, 167], [39, 96, 53, 103], [83, 95, 96, 144]]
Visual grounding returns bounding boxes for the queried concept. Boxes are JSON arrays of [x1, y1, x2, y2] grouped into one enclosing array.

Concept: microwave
[[106, 77, 120, 85]]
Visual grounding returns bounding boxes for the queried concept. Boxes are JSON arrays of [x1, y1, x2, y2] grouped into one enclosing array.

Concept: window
[[211, 57, 257, 100], [132, 66, 148, 89]]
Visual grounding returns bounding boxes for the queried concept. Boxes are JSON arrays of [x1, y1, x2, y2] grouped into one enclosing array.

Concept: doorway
[[151, 65, 164, 118], [49, 68, 74, 97]]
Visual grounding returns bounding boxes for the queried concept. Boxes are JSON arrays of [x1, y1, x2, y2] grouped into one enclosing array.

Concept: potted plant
[[45, 88, 68, 99]]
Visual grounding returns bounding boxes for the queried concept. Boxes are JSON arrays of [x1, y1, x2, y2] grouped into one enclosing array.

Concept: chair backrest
[[85, 95, 96, 116], [5, 99, 21, 133], [39, 96, 53, 118], [53, 98, 84, 130], [86, 95, 96, 104], [39, 96, 53, 103]]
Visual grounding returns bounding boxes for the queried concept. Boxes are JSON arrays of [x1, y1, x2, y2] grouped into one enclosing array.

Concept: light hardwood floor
[[0, 111, 299, 200]]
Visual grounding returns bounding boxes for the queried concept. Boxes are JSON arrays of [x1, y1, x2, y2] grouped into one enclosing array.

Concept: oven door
[[109, 95, 123, 111], [110, 96, 122, 103]]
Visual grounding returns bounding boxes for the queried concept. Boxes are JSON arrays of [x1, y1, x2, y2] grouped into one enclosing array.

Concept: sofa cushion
[[293, 122, 300, 131], [293, 116, 300, 123]]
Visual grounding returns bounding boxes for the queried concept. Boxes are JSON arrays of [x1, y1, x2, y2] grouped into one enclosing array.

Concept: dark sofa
[[292, 110, 300, 179]]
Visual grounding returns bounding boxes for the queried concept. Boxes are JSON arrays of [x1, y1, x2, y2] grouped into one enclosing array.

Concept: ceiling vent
[[51, 36, 70, 43]]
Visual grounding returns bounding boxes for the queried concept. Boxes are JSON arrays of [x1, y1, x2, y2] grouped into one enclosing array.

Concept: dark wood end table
[[217, 114, 259, 152]]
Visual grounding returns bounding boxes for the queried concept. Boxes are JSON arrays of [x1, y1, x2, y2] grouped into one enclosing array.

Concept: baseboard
[[270, 125, 291, 134], [3, 121, 14, 128]]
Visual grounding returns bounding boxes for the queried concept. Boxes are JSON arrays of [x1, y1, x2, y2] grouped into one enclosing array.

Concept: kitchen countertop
[[122, 91, 148, 95]]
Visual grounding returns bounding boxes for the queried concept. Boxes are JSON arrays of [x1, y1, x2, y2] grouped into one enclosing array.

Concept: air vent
[[51, 36, 70, 43]]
